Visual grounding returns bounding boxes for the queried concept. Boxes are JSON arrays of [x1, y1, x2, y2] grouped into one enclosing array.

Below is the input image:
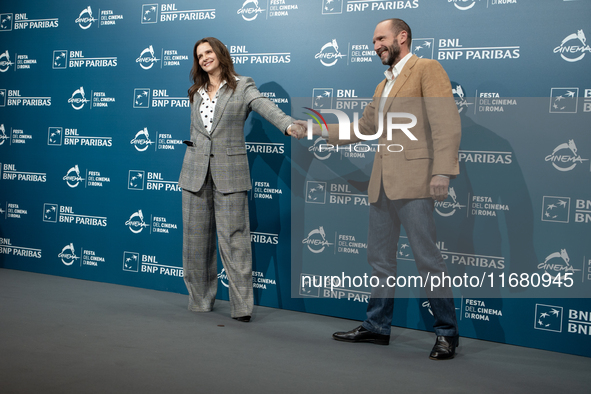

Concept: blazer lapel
[[374, 79, 387, 128], [209, 84, 231, 136], [381, 54, 418, 114], [388, 55, 417, 97], [374, 79, 387, 98]]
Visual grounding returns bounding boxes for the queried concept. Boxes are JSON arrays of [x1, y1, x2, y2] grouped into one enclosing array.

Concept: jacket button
[[210, 154, 214, 157]]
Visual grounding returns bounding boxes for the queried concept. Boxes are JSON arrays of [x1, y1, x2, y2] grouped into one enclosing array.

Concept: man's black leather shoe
[[233, 315, 251, 322], [332, 325, 390, 345], [429, 335, 459, 360]]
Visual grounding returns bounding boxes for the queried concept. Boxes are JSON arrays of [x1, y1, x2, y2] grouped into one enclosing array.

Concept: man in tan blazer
[[297, 18, 461, 359]]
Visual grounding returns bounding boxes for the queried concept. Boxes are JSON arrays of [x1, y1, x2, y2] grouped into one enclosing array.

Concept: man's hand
[[293, 119, 322, 139], [430, 175, 449, 201], [287, 123, 306, 139]]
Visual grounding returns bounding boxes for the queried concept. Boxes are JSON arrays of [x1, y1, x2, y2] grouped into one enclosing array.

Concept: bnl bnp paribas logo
[[306, 181, 327, 204], [134, 89, 150, 108], [127, 170, 180, 192], [53, 51, 67, 69], [322, 0, 343, 14], [141, 4, 215, 24], [554, 29, 591, 63], [550, 88, 578, 113], [411, 39, 435, 59], [132, 88, 189, 108], [306, 88, 338, 161], [313, 88, 333, 110], [545, 139, 589, 172], [536, 304, 591, 336], [541, 196, 570, 223], [309, 88, 333, 160], [0, 14, 13, 31], [142, 5, 159, 23], [52, 50, 117, 70], [534, 304, 563, 333], [128, 170, 145, 190], [542, 196, 591, 224]]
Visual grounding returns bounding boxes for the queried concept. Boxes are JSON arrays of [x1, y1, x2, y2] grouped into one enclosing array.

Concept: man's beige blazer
[[326, 55, 461, 203]]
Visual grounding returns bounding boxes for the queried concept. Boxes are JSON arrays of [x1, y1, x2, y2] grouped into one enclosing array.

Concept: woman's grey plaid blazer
[[178, 76, 293, 193]]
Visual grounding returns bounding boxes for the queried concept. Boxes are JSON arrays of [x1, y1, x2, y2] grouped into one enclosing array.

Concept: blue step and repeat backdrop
[[0, 0, 590, 357]]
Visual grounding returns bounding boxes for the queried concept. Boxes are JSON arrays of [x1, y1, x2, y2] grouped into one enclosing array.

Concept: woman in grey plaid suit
[[178, 37, 303, 322]]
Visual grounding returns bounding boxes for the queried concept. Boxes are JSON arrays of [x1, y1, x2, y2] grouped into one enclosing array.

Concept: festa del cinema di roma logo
[[554, 29, 591, 63], [303, 107, 418, 152], [545, 140, 589, 172], [315, 39, 346, 67], [453, 1, 477, 11], [302, 226, 333, 253], [75, 6, 97, 29], [237, 0, 265, 21], [0, 50, 14, 72], [58, 243, 79, 266], [136, 45, 159, 69], [538, 249, 580, 281], [63, 164, 85, 188], [68, 87, 90, 110]]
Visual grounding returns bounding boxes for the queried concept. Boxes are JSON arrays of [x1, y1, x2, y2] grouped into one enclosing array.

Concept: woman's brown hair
[[188, 37, 238, 103]]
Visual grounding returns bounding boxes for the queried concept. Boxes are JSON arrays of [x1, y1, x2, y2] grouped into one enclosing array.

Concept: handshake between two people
[[287, 120, 322, 140]]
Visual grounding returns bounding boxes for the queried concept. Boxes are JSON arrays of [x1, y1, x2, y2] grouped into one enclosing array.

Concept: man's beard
[[381, 40, 400, 66]]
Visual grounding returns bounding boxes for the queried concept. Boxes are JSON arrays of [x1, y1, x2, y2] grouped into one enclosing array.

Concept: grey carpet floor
[[1, 268, 589, 394]]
